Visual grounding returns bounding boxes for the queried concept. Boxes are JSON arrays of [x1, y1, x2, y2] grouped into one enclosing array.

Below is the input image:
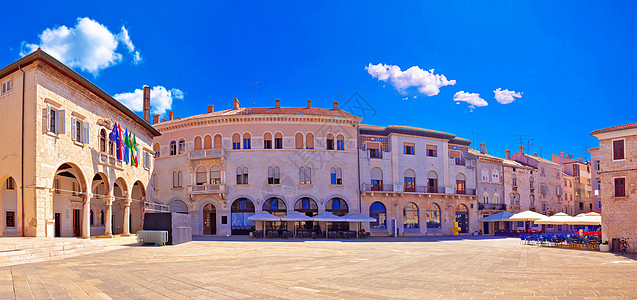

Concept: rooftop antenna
[[472, 130, 475, 149], [248, 82, 260, 106], [515, 134, 534, 154]]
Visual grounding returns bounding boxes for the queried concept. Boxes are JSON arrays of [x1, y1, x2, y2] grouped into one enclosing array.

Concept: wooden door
[[73, 209, 81, 237], [54, 213, 61, 237]]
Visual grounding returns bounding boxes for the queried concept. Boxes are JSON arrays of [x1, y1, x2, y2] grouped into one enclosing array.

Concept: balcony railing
[[361, 183, 394, 192], [188, 184, 225, 194], [454, 188, 476, 195], [404, 185, 446, 194], [189, 149, 225, 159], [479, 203, 507, 210]]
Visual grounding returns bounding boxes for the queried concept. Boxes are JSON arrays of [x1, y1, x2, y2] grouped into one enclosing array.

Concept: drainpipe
[[19, 64, 25, 237], [356, 123, 362, 213]]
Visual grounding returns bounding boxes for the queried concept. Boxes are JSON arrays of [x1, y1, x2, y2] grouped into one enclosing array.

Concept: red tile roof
[[590, 122, 637, 135], [232, 107, 358, 118]]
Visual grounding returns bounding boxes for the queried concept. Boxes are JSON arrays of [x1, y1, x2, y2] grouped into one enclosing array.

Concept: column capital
[[124, 197, 132, 206], [83, 192, 93, 202]]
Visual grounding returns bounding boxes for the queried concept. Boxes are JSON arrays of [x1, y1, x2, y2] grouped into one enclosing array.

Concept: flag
[[117, 124, 124, 161], [124, 128, 130, 164], [129, 132, 135, 166], [132, 133, 139, 167]]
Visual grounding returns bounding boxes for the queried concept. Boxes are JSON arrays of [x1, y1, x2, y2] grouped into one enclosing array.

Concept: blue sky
[[4, 1, 636, 160]]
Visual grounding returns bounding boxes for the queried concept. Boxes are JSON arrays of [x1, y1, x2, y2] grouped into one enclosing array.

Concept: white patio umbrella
[[509, 211, 547, 230], [313, 212, 345, 238], [534, 212, 575, 225], [343, 212, 376, 238], [565, 214, 601, 226], [248, 212, 281, 238], [281, 212, 312, 237]]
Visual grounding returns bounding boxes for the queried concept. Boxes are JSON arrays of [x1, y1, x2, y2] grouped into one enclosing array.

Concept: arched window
[[170, 140, 177, 156], [263, 198, 287, 217], [306, 133, 314, 149], [204, 135, 212, 149], [210, 166, 221, 184], [295, 132, 304, 149], [99, 129, 106, 153], [530, 194, 535, 208], [178, 139, 186, 154], [214, 134, 222, 149], [268, 166, 280, 184], [243, 133, 251, 149], [330, 167, 342, 185], [492, 169, 500, 183], [427, 171, 438, 193], [403, 202, 419, 230], [294, 198, 318, 214], [369, 202, 387, 229], [299, 167, 311, 184], [482, 191, 490, 204], [263, 132, 272, 149], [326, 198, 349, 216], [456, 173, 466, 194], [371, 168, 383, 191], [326, 134, 335, 150], [455, 204, 469, 233], [274, 132, 283, 149], [494, 193, 501, 204], [481, 168, 489, 182], [236, 167, 248, 185], [512, 174, 518, 187], [426, 203, 441, 230], [404, 169, 416, 192], [194, 136, 202, 151], [529, 177, 534, 189], [108, 133, 114, 155], [336, 134, 345, 151], [196, 166, 207, 185], [231, 198, 255, 235], [172, 171, 183, 188], [232, 133, 240, 149], [153, 143, 160, 158]]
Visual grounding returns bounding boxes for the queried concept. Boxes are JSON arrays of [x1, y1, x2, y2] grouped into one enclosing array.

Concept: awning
[[342, 212, 376, 222], [479, 211, 514, 222], [312, 212, 345, 222], [509, 211, 547, 221], [565, 215, 601, 225], [280, 212, 312, 222], [247, 212, 281, 222], [534, 212, 575, 225]]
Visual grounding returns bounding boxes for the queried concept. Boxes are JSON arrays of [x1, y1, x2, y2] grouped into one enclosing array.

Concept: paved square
[[2, 236, 637, 299]]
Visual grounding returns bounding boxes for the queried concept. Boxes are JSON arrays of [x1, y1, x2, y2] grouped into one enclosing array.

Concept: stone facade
[[470, 144, 505, 234]]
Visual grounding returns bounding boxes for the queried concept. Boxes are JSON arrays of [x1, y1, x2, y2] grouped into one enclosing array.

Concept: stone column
[[82, 193, 92, 239], [123, 198, 131, 235], [104, 196, 113, 236]]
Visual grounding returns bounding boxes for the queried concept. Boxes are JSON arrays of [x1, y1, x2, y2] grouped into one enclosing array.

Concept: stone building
[[587, 147, 603, 212], [552, 151, 594, 214], [358, 125, 478, 236], [0, 49, 160, 238], [151, 98, 362, 236], [469, 143, 505, 234], [591, 122, 637, 251], [510, 146, 563, 216]]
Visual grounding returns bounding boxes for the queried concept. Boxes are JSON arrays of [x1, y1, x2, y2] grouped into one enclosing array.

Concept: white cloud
[[494, 88, 523, 104], [114, 86, 184, 115], [366, 63, 456, 96], [20, 17, 142, 75], [453, 91, 488, 111]]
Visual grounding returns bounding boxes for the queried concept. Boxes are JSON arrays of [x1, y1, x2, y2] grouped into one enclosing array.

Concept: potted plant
[[600, 241, 610, 252]]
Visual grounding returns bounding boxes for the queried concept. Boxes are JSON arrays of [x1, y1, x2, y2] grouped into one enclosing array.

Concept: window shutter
[[43, 107, 49, 134], [83, 122, 89, 144], [305, 167, 311, 183], [58, 110, 65, 134], [71, 117, 77, 140]]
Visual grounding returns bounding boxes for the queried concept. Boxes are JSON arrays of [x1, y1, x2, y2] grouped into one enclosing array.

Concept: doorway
[[203, 204, 216, 235], [73, 209, 81, 237], [54, 213, 61, 237]]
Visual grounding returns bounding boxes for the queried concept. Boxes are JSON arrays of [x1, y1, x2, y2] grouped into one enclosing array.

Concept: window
[[613, 140, 625, 160], [232, 133, 240, 149], [541, 167, 545, 176], [326, 134, 334, 150], [455, 173, 466, 194], [492, 169, 500, 183], [403, 202, 419, 229], [109, 137, 114, 156], [5, 177, 15, 190], [172, 171, 183, 188], [236, 167, 249, 185], [369, 202, 387, 229], [426, 203, 441, 230], [529, 177, 534, 189], [403, 142, 415, 155], [615, 177, 625, 197], [100, 210, 104, 225], [143, 150, 151, 169], [71, 117, 89, 144], [331, 167, 342, 185], [178, 139, 185, 154], [595, 160, 600, 171], [579, 202, 584, 210], [210, 166, 221, 184], [530, 194, 535, 208], [295, 133, 304, 149], [426, 144, 437, 157], [494, 193, 501, 204], [274, 132, 283, 149], [204, 135, 213, 149], [5, 211, 15, 228], [368, 142, 381, 159], [449, 150, 462, 165], [482, 192, 489, 204], [153, 143, 160, 158], [371, 168, 383, 191], [541, 185, 548, 194], [90, 210, 94, 226], [99, 129, 106, 152], [264, 133, 272, 149], [214, 134, 222, 149], [299, 167, 311, 184], [194, 136, 203, 150], [481, 169, 489, 182], [512, 174, 517, 187], [243, 133, 251, 149], [1, 79, 12, 95], [404, 169, 415, 192], [337, 134, 345, 151], [268, 166, 280, 184], [326, 198, 349, 216], [54, 178, 60, 194], [46, 104, 65, 134], [196, 167, 207, 185], [170, 141, 177, 155], [306, 133, 314, 149], [557, 187, 563, 196], [427, 171, 438, 193]]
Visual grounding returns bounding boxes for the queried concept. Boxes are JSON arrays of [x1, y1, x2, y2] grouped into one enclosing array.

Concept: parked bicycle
[[620, 237, 631, 254]]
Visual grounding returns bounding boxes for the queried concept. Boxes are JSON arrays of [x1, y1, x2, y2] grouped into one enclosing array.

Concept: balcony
[[189, 149, 225, 159], [479, 203, 507, 210], [361, 183, 394, 192], [404, 185, 446, 194], [454, 188, 476, 195], [188, 184, 225, 194]]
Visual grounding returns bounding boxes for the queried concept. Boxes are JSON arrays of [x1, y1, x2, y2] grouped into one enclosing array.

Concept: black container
[[143, 212, 192, 245]]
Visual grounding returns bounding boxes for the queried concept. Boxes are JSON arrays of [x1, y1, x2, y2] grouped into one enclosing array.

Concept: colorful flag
[[118, 124, 124, 161], [124, 128, 130, 164], [132, 133, 139, 167]]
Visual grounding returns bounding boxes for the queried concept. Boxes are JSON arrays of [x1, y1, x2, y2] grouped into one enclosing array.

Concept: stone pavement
[[1, 236, 636, 299]]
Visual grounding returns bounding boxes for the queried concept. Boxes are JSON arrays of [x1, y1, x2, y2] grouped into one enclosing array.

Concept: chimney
[[233, 98, 240, 110], [152, 114, 160, 124], [560, 150, 565, 158], [577, 157, 583, 162], [480, 142, 486, 154], [519, 145, 524, 155], [333, 101, 339, 109], [169, 111, 174, 121], [533, 152, 538, 156], [307, 99, 311, 108], [207, 105, 214, 113], [161, 118, 167, 122], [505, 149, 511, 159], [275, 99, 280, 108], [143, 86, 151, 123]]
